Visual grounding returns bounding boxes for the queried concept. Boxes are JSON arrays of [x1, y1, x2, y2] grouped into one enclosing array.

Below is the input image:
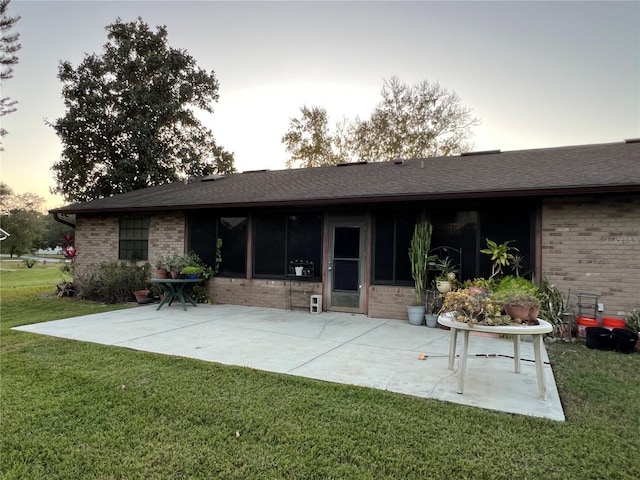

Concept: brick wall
[[368, 285, 415, 320], [73, 193, 640, 321], [74, 212, 186, 279], [542, 194, 640, 317], [148, 212, 186, 266], [210, 277, 322, 311], [74, 215, 119, 277]]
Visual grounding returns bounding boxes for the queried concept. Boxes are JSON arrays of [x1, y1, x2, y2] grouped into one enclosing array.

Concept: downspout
[[53, 212, 76, 229]]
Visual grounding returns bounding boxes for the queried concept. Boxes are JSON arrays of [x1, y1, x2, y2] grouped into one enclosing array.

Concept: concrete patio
[[13, 304, 565, 421]]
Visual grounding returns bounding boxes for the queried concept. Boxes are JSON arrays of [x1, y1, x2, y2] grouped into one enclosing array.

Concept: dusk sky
[[2, 0, 639, 209]]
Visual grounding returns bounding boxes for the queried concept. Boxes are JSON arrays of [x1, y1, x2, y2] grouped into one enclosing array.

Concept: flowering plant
[[63, 246, 77, 261], [60, 233, 77, 275]]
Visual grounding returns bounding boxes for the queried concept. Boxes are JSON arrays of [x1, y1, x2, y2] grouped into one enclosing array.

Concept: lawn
[[1, 262, 639, 479]]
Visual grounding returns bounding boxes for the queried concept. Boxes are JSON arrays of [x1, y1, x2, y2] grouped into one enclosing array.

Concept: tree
[[351, 77, 479, 161], [41, 213, 75, 249], [0, 183, 49, 255], [282, 77, 480, 167], [0, 182, 45, 214], [50, 18, 235, 204], [281, 106, 343, 168], [0, 210, 45, 257], [0, 0, 21, 138]]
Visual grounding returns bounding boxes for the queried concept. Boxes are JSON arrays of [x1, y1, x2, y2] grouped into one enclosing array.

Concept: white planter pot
[[425, 313, 439, 328], [436, 281, 452, 293], [407, 305, 426, 326]]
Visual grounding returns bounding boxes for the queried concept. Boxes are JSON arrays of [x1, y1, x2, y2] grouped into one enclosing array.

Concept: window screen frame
[[118, 217, 150, 262]]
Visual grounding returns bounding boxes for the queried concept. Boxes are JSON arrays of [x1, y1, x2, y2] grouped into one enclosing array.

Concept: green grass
[[2, 264, 640, 479]]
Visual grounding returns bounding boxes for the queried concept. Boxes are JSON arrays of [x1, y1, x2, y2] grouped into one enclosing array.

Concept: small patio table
[[438, 314, 553, 400], [151, 278, 202, 311]]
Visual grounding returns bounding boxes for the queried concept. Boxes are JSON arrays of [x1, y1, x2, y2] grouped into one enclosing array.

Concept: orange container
[[577, 316, 599, 337], [602, 317, 626, 330]]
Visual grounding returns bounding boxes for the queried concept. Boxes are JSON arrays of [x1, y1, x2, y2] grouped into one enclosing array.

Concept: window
[[373, 212, 415, 285], [188, 214, 247, 276], [218, 217, 248, 276], [253, 213, 322, 279], [119, 217, 149, 261], [477, 209, 533, 279], [431, 211, 478, 281], [253, 215, 286, 277]]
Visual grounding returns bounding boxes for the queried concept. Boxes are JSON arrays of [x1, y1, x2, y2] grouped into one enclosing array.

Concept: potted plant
[[480, 238, 518, 279], [165, 253, 186, 279], [440, 288, 510, 326], [424, 290, 441, 328], [494, 277, 541, 325], [133, 288, 153, 304], [181, 265, 203, 279], [435, 256, 458, 293], [407, 219, 433, 325], [154, 257, 169, 279], [463, 277, 494, 296]]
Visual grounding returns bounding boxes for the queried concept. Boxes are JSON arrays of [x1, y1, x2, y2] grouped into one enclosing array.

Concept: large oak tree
[[50, 18, 235, 204]]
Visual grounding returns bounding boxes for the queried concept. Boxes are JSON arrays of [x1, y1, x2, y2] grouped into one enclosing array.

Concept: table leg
[[182, 288, 198, 308], [156, 283, 176, 310], [457, 330, 470, 394], [513, 335, 521, 374], [533, 334, 547, 400], [448, 328, 458, 370]]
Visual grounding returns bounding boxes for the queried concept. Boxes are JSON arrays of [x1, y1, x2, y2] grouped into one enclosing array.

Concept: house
[[50, 140, 640, 320]]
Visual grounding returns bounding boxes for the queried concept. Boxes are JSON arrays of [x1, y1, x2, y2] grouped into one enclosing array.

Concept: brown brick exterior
[[210, 277, 322, 311], [73, 193, 639, 320], [542, 194, 640, 317], [74, 212, 186, 280], [148, 212, 186, 266], [74, 215, 119, 277], [367, 285, 415, 320]]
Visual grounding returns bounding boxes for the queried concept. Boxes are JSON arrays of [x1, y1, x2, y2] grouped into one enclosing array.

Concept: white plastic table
[[438, 314, 553, 400]]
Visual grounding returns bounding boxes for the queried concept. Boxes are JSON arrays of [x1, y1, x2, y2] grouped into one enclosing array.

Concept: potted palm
[[407, 219, 432, 325]]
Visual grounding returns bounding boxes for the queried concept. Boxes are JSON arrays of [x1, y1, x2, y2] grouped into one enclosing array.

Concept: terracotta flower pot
[[504, 304, 540, 322], [155, 268, 168, 279], [134, 289, 152, 304]]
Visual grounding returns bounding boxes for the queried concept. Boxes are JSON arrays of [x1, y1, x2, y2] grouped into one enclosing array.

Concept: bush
[[77, 262, 149, 304]]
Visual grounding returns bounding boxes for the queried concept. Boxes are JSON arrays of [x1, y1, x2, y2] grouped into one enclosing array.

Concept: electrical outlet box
[[597, 303, 604, 312]]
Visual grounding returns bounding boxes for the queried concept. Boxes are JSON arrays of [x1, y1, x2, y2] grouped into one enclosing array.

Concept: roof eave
[[48, 184, 640, 215]]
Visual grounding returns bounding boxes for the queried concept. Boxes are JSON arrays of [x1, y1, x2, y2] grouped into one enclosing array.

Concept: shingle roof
[[50, 141, 640, 214]]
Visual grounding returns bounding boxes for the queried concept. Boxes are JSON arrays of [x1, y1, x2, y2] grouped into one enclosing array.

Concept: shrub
[[77, 262, 149, 304]]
